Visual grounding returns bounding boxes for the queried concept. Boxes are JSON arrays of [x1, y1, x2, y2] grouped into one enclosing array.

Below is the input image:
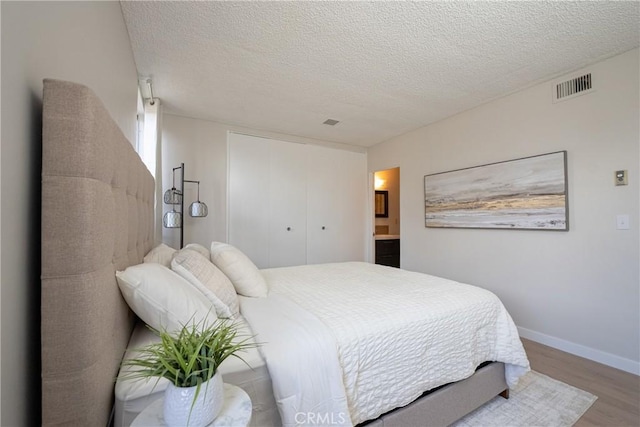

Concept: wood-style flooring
[[522, 338, 640, 427]]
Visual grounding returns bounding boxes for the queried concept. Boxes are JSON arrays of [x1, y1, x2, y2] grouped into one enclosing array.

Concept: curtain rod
[[146, 78, 156, 105]]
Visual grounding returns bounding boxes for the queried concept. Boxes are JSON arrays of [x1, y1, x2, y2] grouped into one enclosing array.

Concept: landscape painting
[[425, 151, 568, 230]]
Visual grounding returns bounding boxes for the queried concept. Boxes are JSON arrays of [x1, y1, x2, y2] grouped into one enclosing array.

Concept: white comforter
[[241, 262, 530, 426]]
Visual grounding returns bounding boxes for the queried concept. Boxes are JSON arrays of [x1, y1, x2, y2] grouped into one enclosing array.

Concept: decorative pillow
[[143, 243, 177, 267], [116, 263, 216, 333], [209, 242, 268, 297], [184, 243, 210, 260], [171, 249, 239, 319]]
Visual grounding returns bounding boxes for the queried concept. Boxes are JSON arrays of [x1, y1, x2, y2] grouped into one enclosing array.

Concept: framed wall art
[[424, 151, 568, 230]]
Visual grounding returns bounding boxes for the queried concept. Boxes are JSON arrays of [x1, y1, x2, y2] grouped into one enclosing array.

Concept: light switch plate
[[616, 214, 630, 230], [615, 170, 628, 186]]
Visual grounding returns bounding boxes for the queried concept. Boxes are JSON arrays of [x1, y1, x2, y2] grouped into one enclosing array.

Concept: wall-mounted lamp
[[186, 180, 208, 217], [162, 163, 208, 248], [164, 166, 182, 205], [162, 209, 182, 228]]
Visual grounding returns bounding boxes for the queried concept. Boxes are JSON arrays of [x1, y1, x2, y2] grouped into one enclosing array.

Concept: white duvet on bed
[[241, 294, 351, 427], [242, 262, 530, 426]]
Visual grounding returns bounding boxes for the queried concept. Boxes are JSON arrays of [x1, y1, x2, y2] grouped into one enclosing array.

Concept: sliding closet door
[[268, 140, 307, 267], [228, 133, 307, 268], [306, 144, 344, 264], [228, 133, 270, 268], [307, 145, 367, 264]]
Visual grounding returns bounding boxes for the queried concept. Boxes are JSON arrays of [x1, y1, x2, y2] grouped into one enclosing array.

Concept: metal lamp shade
[[163, 188, 182, 205], [189, 201, 208, 218], [163, 210, 182, 228]]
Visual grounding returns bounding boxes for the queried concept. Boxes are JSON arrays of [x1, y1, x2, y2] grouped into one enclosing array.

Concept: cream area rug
[[452, 371, 597, 426]]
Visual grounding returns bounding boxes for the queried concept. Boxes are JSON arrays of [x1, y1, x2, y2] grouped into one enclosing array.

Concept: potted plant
[[120, 319, 258, 427]]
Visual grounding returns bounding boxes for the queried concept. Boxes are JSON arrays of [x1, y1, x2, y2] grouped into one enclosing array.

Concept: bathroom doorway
[[373, 167, 400, 267]]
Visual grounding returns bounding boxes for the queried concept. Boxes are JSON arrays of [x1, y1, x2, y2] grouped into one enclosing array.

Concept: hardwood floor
[[522, 338, 640, 427]]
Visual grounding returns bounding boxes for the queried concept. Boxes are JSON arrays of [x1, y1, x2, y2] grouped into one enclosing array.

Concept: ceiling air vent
[[553, 73, 593, 103], [323, 119, 340, 126]]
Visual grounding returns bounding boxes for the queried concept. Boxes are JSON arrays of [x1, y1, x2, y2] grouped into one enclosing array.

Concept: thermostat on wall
[[615, 170, 628, 186]]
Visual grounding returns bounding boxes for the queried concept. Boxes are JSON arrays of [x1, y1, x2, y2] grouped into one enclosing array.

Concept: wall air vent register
[[553, 73, 593, 103]]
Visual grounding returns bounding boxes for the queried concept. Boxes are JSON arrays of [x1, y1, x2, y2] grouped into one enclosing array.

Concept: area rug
[[452, 371, 597, 426]]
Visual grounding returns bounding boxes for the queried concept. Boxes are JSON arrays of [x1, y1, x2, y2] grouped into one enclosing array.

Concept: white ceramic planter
[[163, 371, 224, 427]]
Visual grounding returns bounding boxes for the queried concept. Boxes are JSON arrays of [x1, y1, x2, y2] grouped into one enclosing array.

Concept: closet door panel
[[268, 140, 307, 267], [306, 145, 343, 264], [228, 133, 270, 268]]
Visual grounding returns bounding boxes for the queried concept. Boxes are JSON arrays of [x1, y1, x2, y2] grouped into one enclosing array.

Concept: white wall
[[1, 2, 138, 424], [161, 114, 366, 249], [368, 49, 639, 373]]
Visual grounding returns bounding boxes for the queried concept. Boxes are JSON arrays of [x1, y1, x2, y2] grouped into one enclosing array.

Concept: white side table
[[131, 383, 252, 427]]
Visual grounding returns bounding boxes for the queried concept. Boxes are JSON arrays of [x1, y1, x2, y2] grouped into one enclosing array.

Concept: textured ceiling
[[121, 1, 639, 148]]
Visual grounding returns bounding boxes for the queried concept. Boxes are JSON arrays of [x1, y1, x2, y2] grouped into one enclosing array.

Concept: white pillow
[[116, 263, 216, 333], [184, 243, 210, 260], [171, 249, 239, 319], [143, 243, 177, 268], [209, 242, 268, 297]]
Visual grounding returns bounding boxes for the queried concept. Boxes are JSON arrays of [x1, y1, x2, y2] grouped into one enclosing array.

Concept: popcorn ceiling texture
[[121, 1, 639, 147]]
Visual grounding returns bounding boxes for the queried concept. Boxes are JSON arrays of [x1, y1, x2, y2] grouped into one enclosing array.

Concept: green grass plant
[[119, 318, 258, 424], [121, 319, 257, 387]]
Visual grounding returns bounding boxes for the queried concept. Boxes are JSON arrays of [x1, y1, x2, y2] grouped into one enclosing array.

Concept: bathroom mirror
[[375, 190, 389, 218]]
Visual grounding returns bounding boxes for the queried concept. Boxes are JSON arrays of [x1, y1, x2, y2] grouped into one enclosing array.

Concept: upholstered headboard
[[41, 79, 154, 425]]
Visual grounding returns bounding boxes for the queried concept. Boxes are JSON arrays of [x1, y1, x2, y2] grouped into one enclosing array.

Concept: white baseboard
[[517, 326, 640, 376]]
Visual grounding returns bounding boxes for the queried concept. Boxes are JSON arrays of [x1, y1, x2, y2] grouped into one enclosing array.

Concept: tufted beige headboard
[[41, 79, 155, 425]]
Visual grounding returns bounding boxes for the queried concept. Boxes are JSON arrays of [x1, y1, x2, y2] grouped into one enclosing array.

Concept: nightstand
[[131, 383, 252, 427]]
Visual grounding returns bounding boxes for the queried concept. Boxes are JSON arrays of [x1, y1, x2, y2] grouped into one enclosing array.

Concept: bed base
[[363, 362, 508, 427]]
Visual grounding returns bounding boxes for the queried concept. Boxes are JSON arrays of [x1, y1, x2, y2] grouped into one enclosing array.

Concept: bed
[[41, 79, 529, 426]]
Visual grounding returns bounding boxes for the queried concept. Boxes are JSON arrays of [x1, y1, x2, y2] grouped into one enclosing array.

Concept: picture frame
[[424, 151, 569, 230], [375, 190, 389, 218]]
